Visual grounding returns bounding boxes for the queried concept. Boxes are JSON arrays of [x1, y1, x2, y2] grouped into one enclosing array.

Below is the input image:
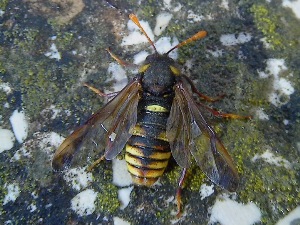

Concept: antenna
[[165, 30, 207, 55], [129, 14, 158, 53]]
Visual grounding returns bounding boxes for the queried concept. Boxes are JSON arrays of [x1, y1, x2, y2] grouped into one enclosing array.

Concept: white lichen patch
[[164, 195, 175, 205], [283, 119, 289, 125], [257, 70, 269, 79], [118, 186, 134, 210], [133, 50, 150, 64], [3, 183, 20, 205], [155, 36, 179, 59], [44, 43, 61, 60], [106, 62, 128, 92], [162, 0, 182, 11], [121, 19, 154, 46], [0, 128, 15, 153], [273, 78, 294, 96], [31, 191, 38, 199], [199, 183, 214, 200], [28, 203, 37, 212], [41, 132, 65, 155], [220, 0, 229, 10], [154, 12, 173, 36], [112, 158, 133, 187], [207, 49, 224, 57], [172, 3, 182, 12], [11, 132, 64, 162], [259, 58, 294, 107], [9, 109, 28, 144], [63, 167, 93, 191], [4, 102, 9, 108], [256, 108, 269, 120], [0, 82, 12, 94], [120, 15, 180, 70], [276, 206, 300, 225], [10, 145, 31, 162], [282, 0, 300, 19], [220, 33, 252, 46], [71, 189, 97, 216], [113, 216, 131, 225], [252, 149, 291, 169], [163, 0, 172, 8], [40, 105, 62, 120], [210, 196, 261, 225], [187, 10, 205, 23]]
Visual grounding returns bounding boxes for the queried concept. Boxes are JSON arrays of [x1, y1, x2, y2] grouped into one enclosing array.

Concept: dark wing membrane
[[166, 85, 194, 168], [52, 80, 141, 171], [166, 80, 239, 191]]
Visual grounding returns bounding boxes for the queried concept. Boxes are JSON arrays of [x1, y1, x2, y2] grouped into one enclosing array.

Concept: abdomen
[[125, 94, 173, 186]]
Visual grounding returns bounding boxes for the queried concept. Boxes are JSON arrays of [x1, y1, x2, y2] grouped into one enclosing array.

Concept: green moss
[[0, 0, 9, 10], [224, 120, 300, 224], [240, 165, 299, 225], [0, 165, 8, 212], [140, 5, 156, 19], [0, 88, 8, 117], [56, 32, 75, 51], [186, 164, 206, 192], [224, 120, 261, 173], [247, 80, 271, 107], [20, 65, 60, 118], [166, 24, 182, 35], [9, 28, 41, 52], [96, 183, 120, 214], [165, 164, 181, 186], [0, 62, 6, 74], [250, 5, 284, 49], [47, 18, 63, 30], [0, 38, 80, 119], [155, 206, 172, 223], [0, 48, 6, 74], [91, 163, 120, 215]]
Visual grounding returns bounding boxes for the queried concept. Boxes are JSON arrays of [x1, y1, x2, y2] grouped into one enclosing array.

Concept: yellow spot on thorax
[[139, 64, 150, 73], [170, 65, 180, 76]]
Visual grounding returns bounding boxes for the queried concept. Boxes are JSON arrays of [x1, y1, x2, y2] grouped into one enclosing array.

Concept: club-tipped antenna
[[165, 30, 207, 55], [129, 14, 158, 53]]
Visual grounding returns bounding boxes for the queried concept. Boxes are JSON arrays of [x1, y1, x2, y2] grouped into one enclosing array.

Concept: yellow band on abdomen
[[146, 104, 168, 112]]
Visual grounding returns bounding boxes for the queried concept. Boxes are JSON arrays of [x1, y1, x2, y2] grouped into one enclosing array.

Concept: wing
[[52, 79, 142, 171], [166, 80, 239, 191]]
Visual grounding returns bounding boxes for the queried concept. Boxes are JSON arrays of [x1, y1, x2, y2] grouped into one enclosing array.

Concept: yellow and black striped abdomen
[[126, 96, 172, 186]]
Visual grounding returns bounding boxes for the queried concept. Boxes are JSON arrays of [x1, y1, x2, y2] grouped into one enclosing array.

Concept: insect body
[[52, 14, 250, 215], [125, 55, 176, 187]]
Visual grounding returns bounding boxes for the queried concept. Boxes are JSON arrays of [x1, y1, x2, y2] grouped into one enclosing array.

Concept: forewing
[[104, 90, 139, 160], [169, 80, 239, 191], [52, 80, 141, 171]]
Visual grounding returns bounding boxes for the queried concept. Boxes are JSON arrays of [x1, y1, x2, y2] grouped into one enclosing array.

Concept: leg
[[84, 83, 119, 98], [198, 101, 252, 119], [87, 155, 105, 172], [194, 91, 225, 102], [106, 48, 138, 69], [182, 75, 225, 102], [176, 168, 188, 218]]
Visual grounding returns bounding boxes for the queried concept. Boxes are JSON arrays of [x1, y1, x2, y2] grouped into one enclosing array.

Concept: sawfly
[[52, 14, 250, 216]]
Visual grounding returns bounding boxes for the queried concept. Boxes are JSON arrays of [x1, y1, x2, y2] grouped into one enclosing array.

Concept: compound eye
[[170, 65, 180, 76], [139, 64, 150, 73]]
